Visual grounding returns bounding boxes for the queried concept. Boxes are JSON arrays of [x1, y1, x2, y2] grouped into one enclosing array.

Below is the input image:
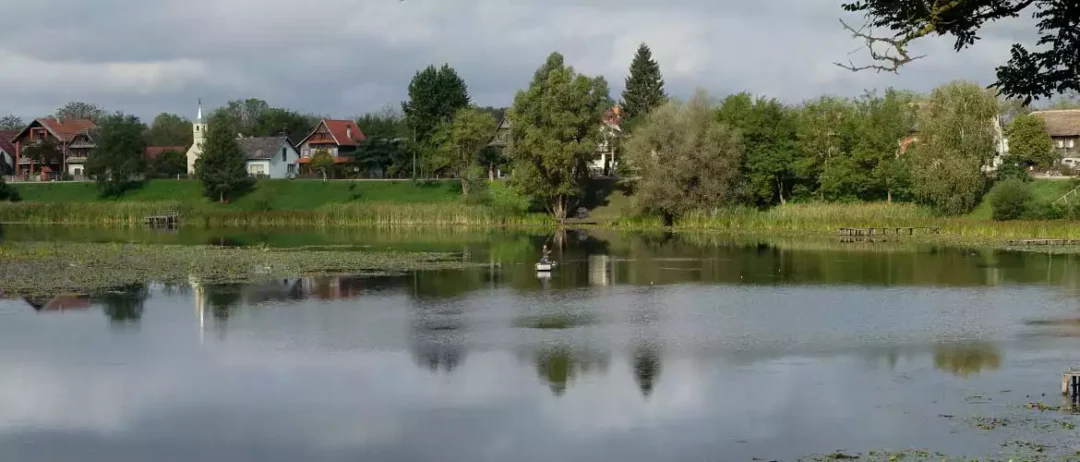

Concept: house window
[[282, 147, 287, 162], [1058, 139, 1065, 148]]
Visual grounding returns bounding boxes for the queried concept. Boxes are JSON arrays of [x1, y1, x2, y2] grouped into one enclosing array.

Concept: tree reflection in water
[[533, 345, 610, 396], [98, 284, 149, 324], [632, 343, 662, 398], [933, 342, 1001, 378]]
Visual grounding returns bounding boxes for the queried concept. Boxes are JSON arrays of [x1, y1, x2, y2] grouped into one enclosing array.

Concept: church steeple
[[187, 98, 208, 175]]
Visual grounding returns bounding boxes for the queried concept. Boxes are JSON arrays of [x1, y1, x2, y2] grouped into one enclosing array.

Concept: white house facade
[[237, 136, 299, 179]]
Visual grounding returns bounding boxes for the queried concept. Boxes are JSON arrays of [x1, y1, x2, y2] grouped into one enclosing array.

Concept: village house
[[0, 130, 16, 176], [1030, 109, 1080, 168], [11, 118, 97, 180], [592, 104, 623, 177], [486, 117, 512, 179], [295, 119, 367, 173], [236, 135, 299, 179]]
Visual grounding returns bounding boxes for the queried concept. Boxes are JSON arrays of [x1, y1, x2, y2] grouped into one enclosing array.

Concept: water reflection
[[530, 345, 610, 396], [933, 342, 1002, 378], [99, 284, 149, 324], [632, 343, 662, 397]]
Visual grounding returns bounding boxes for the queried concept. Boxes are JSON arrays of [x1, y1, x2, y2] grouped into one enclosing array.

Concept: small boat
[[535, 260, 557, 272]]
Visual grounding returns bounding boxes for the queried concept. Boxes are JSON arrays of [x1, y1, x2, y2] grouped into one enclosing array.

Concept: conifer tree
[[621, 43, 667, 124], [194, 120, 252, 203]]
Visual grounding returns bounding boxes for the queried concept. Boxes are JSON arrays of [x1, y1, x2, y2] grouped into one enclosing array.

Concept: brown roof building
[[1031, 110, 1080, 162], [10, 118, 98, 180]]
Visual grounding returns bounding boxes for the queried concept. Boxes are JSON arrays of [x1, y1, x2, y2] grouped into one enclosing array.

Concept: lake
[[3, 226, 1080, 461]]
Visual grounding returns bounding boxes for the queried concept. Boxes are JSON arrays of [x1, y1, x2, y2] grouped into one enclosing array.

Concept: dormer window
[[346, 127, 352, 139]]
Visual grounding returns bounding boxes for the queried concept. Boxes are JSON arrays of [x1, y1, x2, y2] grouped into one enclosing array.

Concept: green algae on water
[[0, 242, 481, 295]]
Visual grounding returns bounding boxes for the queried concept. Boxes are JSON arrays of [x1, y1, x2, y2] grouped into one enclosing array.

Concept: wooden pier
[[1007, 238, 1080, 246], [1064, 369, 1080, 399], [838, 226, 940, 237], [143, 210, 180, 228]]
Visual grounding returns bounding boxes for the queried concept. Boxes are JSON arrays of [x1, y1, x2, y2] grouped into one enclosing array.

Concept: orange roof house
[[296, 119, 367, 159], [11, 118, 97, 179]]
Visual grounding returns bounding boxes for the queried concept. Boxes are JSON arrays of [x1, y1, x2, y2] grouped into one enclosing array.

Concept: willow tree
[[508, 52, 611, 220], [909, 81, 1000, 215], [624, 90, 744, 225]]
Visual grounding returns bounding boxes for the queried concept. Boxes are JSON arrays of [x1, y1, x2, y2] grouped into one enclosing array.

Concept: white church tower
[[186, 100, 207, 175]]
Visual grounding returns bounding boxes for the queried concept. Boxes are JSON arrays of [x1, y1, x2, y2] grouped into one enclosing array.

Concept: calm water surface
[[3, 226, 1080, 461]]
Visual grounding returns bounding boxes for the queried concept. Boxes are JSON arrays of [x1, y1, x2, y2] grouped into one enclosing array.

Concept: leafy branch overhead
[[838, 0, 1080, 103]]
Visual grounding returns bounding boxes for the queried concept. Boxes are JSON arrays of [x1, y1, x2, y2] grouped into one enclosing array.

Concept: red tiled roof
[[145, 145, 188, 161], [36, 118, 97, 142], [0, 130, 16, 155], [323, 119, 366, 146]]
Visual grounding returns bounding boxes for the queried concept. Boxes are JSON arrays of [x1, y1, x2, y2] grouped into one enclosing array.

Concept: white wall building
[[237, 136, 299, 179], [186, 103, 207, 175]]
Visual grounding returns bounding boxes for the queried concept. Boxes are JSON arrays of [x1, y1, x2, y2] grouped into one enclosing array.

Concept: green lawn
[[967, 179, 1077, 220], [12, 179, 464, 211]]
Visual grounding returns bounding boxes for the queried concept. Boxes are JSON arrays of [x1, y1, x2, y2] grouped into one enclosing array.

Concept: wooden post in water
[[1063, 370, 1080, 398]]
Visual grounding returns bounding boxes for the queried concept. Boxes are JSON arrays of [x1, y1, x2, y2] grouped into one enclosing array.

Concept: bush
[[486, 181, 531, 216], [995, 161, 1030, 183], [0, 177, 20, 202], [989, 179, 1032, 220]]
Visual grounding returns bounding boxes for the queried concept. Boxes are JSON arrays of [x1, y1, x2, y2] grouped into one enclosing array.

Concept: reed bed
[[0, 201, 554, 228]]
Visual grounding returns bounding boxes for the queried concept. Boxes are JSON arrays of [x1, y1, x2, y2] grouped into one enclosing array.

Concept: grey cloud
[[0, 0, 1038, 121]]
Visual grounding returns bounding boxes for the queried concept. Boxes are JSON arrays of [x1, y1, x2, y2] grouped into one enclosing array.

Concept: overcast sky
[[0, 0, 1038, 122]]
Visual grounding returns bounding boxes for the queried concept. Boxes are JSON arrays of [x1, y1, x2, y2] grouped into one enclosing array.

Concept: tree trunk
[[219, 190, 224, 203], [461, 178, 469, 197], [489, 163, 494, 181], [776, 176, 786, 205], [553, 196, 567, 222]]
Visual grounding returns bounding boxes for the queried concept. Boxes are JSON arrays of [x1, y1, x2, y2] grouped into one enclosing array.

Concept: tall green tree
[[909, 81, 1000, 215], [402, 64, 470, 177], [853, 89, 919, 202], [211, 98, 271, 136], [621, 43, 667, 125], [508, 52, 612, 220], [431, 107, 496, 196], [255, 107, 317, 141], [625, 90, 744, 224], [54, 101, 105, 121], [357, 106, 409, 139], [0, 115, 23, 131], [793, 96, 859, 200], [194, 120, 252, 202], [716, 93, 798, 206], [149, 150, 188, 179], [1007, 113, 1056, 168], [86, 113, 148, 196], [143, 113, 193, 146]]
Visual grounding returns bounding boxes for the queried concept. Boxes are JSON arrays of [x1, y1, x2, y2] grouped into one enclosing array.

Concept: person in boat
[[541, 244, 551, 264]]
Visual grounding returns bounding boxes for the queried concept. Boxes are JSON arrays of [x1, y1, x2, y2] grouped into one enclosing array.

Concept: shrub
[[0, 177, 20, 202], [989, 179, 1032, 220], [995, 161, 1030, 183], [486, 180, 531, 216]]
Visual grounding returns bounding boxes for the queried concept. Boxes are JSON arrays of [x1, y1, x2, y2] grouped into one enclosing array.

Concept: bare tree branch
[[834, 18, 927, 73]]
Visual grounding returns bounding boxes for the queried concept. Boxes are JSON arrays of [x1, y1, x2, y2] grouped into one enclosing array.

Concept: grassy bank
[[662, 202, 1080, 240], [0, 241, 483, 295], [2, 179, 551, 227]]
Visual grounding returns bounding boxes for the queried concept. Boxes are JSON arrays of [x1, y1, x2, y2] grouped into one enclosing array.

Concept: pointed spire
[[196, 98, 203, 123]]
